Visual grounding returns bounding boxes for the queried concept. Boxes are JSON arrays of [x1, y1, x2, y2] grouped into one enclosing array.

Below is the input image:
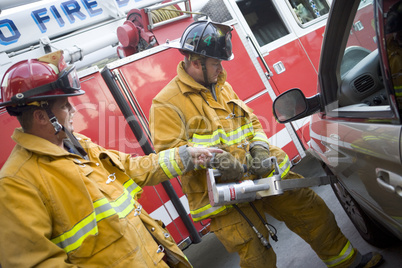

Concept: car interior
[[334, 0, 400, 116], [337, 48, 389, 110]]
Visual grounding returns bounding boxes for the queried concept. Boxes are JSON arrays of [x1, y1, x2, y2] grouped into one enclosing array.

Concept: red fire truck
[[1, 0, 372, 249]]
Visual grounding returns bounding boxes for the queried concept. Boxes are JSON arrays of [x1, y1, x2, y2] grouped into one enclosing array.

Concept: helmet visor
[[58, 65, 81, 92], [8, 65, 83, 106]]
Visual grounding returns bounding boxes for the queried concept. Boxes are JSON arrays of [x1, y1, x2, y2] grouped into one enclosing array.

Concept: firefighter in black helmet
[[151, 20, 384, 268]]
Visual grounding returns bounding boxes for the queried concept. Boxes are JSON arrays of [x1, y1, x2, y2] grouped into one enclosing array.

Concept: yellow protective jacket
[[150, 62, 291, 222], [0, 128, 193, 268]]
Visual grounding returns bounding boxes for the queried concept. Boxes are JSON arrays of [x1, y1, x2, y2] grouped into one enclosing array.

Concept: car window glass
[[334, 0, 394, 119], [235, 0, 330, 46], [341, 0, 376, 76], [287, 0, 330, 26], [235, 0, 290, 46]]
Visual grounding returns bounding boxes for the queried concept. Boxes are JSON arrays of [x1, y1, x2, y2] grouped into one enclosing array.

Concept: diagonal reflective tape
[[51, 212, 98, 253], [124, 179, 142, 199], [52, 179, 142, 253]]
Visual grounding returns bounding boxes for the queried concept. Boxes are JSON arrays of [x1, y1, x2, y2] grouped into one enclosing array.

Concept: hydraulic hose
[[233, 204, 271, 249], [249, 202, 278, 242]]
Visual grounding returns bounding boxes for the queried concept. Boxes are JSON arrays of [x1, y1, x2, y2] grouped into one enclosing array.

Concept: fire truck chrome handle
[[246, 35, 273, 78]]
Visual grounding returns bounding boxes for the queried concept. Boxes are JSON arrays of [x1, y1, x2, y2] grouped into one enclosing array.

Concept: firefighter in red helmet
[[0, 50, 222, 267], [150, 20, 383, 268]]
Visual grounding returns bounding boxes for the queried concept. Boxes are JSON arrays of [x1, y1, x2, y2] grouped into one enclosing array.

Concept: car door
[[311, 0, 402, 238]]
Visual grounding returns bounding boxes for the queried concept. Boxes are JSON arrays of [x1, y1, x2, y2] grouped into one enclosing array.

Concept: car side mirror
[[273, 88, 321, 123]]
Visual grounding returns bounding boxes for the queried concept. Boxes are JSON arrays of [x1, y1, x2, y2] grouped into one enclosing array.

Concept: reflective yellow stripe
[[94, 197, 115, 221], [64, 223, 98, 254], [52, 179, 142, 253], [124, 179, 142, 199], [324, 241, 355, 267], [268, 155, 291, 178], [190, 123, 254, 146], [251, 132, 269, 144], [159, 148, 182, 179], [190, 203, 230, 221], [51, 212, 97, 247]]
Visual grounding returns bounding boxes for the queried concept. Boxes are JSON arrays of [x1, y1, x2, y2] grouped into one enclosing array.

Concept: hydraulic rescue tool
[[207, 156, 336, 248], [207, 156, 335, 207]]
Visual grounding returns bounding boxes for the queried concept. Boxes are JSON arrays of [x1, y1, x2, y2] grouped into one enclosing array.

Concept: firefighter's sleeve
[[0, 177, 76, 267], [110, 145, 193, 188]]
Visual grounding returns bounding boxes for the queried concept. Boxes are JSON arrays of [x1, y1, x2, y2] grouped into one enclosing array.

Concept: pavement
[[184, 153, 402, 268]]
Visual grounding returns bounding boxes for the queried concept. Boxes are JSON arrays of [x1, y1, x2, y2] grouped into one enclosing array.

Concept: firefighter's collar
[[177, 61, 227, 94], [12, 128, 72, 157]]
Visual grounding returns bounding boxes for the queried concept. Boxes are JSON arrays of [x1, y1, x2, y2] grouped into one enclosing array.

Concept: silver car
[[273, 0, 402, 247]]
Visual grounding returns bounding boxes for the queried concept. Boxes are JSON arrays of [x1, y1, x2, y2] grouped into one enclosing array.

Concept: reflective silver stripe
[[95, 191, 136, 219], [52, 179, 142, 253], [323, 241, 355, 267], [51, 212, 98, 253], [250, 141, 269, 150], [159, 148, 182, 178], [190, 123, 254, 146], [124, 179, 142, 199], [178, 145, 194, 173]]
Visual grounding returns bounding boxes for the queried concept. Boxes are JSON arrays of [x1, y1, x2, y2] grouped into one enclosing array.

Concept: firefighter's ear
[[32, 109, 48, 125], [191, 59, 202, 70]]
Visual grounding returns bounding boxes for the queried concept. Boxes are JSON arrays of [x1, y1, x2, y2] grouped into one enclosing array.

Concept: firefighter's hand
[[187, 147, 223, 167], [210, 151, 244, 181], [249, 145, 272, 176]]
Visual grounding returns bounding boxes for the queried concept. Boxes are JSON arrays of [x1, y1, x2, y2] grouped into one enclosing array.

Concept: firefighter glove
[[249, 145, 272, 176], [210, 151, 244, 181]]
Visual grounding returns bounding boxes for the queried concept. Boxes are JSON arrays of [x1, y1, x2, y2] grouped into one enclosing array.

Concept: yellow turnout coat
[[0, 128, 192, 268]]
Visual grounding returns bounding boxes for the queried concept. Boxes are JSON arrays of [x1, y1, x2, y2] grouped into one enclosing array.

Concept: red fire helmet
[[0, 56, 84, 108]]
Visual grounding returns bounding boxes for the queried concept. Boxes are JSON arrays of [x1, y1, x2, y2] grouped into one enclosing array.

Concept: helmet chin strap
[[42, 102, 88, 159], [200, 58, 210, 87], [200, 58, 218, 101]]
